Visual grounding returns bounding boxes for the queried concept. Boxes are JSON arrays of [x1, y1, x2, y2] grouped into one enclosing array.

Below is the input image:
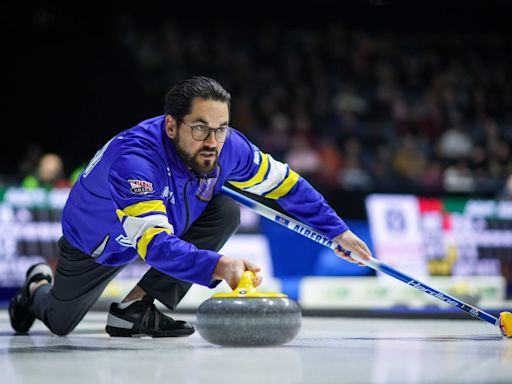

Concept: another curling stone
[[196, 271, 301, 347]]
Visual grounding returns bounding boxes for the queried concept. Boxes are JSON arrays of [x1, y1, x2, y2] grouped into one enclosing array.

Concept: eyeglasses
[[181, 121, 231, 143]]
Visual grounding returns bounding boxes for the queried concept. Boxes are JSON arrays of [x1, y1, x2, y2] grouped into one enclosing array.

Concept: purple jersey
[[62, 115, 348, 286]]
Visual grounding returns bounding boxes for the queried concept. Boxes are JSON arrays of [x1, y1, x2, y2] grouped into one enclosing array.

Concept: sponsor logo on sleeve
[[252, 145, 261, 165], [128, 179, 154, 195]]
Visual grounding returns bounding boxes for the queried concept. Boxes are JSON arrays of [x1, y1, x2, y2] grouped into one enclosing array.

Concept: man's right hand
[[212, 256, 262, 290]]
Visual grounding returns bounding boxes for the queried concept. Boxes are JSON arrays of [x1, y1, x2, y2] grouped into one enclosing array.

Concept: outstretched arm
[[226, 130, 371, 265]]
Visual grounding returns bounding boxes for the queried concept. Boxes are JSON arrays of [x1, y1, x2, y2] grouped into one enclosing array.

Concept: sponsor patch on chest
[[128, 179, 154, 195]]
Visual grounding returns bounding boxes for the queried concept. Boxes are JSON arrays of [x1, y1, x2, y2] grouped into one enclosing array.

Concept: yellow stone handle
[[211, 270, 287, 298], [234, 271, 258, 294]]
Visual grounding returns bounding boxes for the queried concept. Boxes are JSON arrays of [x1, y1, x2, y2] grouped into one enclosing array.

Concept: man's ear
[[165, 115, 177, 139]]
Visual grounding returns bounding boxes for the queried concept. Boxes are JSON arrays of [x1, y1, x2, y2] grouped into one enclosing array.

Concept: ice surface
[[1, 310, 511, 384]]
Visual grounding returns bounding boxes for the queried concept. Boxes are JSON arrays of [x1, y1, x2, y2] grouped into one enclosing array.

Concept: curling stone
[[499, 311, 512, 338], [196, 271, 301, 347]]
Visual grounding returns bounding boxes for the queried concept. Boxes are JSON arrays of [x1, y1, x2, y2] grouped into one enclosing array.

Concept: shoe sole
[[105, 325, 195, 338]]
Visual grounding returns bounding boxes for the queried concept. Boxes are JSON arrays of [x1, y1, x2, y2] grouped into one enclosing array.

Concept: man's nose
[[204, 131, 218, 146]]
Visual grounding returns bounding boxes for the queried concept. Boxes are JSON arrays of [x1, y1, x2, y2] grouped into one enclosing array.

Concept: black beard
[[172, 133, 218, 174]]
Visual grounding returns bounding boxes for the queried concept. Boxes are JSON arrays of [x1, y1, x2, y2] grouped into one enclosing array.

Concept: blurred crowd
[[15, 18, 512, 196], [114, 19, 512, 195]]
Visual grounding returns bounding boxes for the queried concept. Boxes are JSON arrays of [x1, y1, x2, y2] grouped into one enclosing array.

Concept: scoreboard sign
[[366, 194, 512, 277]]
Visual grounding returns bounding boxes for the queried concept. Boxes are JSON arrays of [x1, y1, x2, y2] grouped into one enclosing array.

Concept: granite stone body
[[196, 297, 302, 346]]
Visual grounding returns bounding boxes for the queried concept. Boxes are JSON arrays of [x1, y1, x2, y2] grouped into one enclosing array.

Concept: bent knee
[[48, 321, 77, 336]]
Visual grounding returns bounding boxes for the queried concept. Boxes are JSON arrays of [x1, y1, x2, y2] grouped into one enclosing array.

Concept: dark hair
[[164, 76, 231, 121]]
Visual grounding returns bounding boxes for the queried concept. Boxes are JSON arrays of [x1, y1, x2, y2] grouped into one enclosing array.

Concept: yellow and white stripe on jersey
[[116, 199, 174, 259], [228, 151, 299, 200], [228, 152, 270, 190]]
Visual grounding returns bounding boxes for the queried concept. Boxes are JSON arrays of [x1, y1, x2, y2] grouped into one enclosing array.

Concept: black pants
[[30, 194, 240, 336]]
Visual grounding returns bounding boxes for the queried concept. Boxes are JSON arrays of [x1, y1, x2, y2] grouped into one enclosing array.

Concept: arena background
[[1, 0, 512, 314]]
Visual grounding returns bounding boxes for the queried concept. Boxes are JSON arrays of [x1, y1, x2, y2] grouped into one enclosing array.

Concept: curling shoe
[[9, 263, 53, 334], [106, 295, 195, 337]]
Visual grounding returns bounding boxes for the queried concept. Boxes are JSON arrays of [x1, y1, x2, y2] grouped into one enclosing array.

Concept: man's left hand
[[333, 230, 372, 266]]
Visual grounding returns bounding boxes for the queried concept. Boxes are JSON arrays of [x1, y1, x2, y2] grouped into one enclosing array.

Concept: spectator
[[21, 153, 70, 189], [285, 134, 321, 177], [338, 138, 372, 190], [393, 135, 427, 183], [315, 139, 344, 190], [438, 122, 473, 160], [443, 160, 475, 192]]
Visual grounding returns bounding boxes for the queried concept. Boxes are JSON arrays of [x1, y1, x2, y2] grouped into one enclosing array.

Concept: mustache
[[196, 147, 218, 156]]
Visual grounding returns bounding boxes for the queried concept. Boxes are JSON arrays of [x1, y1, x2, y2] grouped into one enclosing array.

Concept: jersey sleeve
[[108, 153, 222, 287], [226, 131, 349, 239]]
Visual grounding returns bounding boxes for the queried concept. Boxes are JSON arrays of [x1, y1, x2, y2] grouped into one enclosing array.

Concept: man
[[9, 76, 372, 337]]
